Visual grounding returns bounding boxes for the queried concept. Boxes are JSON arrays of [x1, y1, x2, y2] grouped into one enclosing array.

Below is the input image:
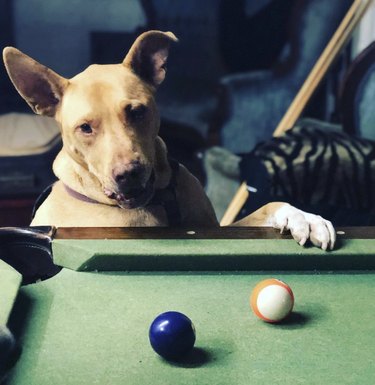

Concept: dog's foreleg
[[232, 202, 336, 250]]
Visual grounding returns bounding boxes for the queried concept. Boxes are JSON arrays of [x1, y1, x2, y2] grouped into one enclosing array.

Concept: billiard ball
[[250, 278, 294, 323], [0, 325, 16, 376], [149, 311, 196, 360]]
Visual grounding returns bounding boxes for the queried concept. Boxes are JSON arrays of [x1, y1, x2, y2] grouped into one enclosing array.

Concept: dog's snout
[[113, 161, 145, 186]]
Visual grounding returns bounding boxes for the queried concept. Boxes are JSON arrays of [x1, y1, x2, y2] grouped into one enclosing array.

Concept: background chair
[[204, 40, 375, 224], [340, 41, 375, 139]]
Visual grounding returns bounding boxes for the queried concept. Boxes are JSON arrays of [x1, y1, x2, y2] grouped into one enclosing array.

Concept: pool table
[[0, 226, 374, 385]]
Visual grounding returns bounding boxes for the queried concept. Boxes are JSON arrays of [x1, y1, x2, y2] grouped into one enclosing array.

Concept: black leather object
[[0, 226, 60, 284]]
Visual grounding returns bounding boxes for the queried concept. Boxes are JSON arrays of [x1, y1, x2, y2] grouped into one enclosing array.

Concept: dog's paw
[[272, 204, 336, 250]]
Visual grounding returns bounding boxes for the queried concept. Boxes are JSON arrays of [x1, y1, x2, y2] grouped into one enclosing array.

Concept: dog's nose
[[113, 161, 145, 187]]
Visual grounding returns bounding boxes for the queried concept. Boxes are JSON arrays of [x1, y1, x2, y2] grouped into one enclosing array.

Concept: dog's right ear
[[3, 47, 68, 117], [123, 30, 178, 88]]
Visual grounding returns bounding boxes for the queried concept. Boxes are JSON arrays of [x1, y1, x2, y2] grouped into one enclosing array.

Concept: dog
[[3, 30, 335, 250]]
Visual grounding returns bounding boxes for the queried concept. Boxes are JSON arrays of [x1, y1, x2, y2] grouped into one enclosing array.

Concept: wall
[[14, 0, 146, 77]]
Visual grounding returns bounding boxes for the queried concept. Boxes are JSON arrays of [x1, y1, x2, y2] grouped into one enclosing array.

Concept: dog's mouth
[[104, 171, 155, 209]]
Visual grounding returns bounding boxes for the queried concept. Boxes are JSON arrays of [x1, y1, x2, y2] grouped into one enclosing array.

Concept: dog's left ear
[[123, 30, 178, 88]]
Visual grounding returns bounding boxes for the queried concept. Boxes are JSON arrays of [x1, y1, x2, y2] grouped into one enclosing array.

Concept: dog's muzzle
[[104, 171, 155, 209]]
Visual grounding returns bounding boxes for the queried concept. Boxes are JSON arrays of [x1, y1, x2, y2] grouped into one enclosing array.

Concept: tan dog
[[3, 31, 335, 249]]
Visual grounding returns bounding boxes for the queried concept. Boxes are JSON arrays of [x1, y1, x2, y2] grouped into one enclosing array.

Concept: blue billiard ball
[[0, 325, 16, 377], [149, 311, 196, 360]]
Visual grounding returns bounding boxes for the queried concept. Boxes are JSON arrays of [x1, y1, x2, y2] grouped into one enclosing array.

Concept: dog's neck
[[53, 136, 172, 207]]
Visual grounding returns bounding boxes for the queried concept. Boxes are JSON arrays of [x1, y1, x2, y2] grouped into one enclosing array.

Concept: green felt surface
[[0, 260, 22, 326], [52, 238, 375, 271], [6, 269, 375, 385]]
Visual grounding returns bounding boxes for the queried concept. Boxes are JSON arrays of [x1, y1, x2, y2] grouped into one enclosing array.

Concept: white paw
[[272, 204, 336, 250]]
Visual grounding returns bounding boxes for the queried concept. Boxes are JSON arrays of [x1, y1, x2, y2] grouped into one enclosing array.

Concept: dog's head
[[3, 31, 178, 209]]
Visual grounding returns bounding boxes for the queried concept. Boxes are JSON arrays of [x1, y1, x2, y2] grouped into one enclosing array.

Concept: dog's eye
[[79, 123, 93, 134], [126, 104, 147, 122]]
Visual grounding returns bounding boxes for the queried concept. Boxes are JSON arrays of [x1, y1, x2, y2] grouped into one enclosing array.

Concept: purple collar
[[64, 184, 99, 204]]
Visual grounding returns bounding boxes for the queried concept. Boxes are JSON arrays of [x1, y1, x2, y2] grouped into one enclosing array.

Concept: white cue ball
[[250, 278, 294, 322]]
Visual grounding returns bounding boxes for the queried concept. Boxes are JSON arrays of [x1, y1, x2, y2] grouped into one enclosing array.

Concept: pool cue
[[220, 182, 249, 226], [220, 0, 372, 225]]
